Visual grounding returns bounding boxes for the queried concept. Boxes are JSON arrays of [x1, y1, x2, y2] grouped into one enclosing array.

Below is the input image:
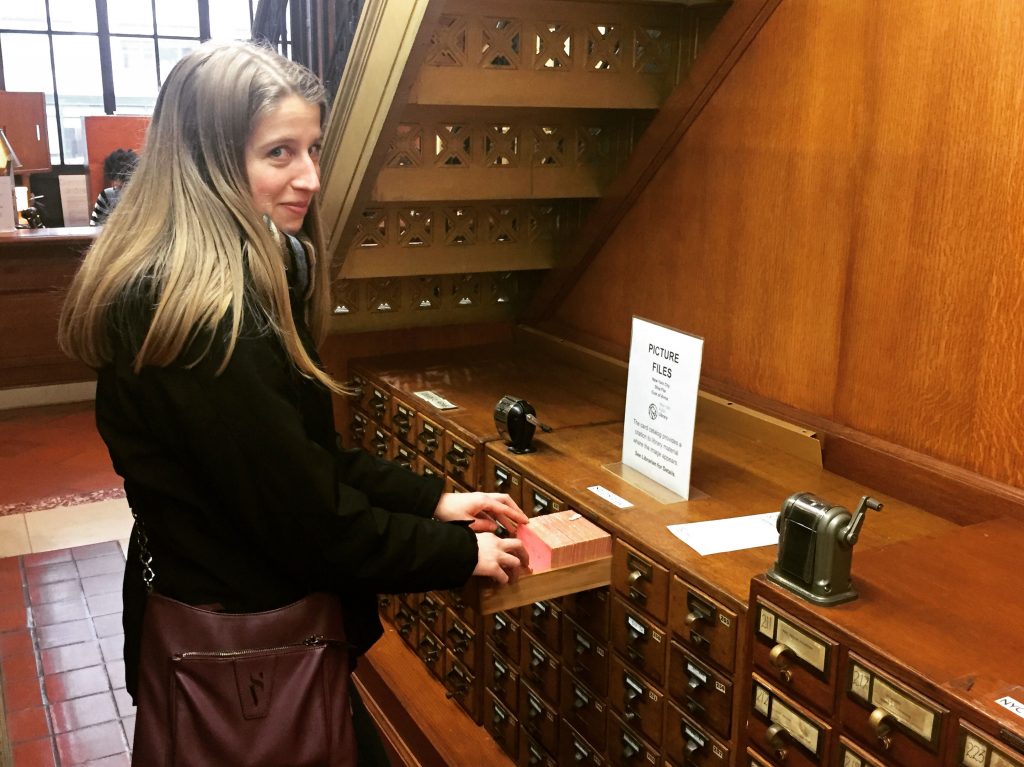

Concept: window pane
[[48, 0, 97, 33], [155, 0, 198, 38], [209, 0, 252, 41], [111, 37, 158, 113], [107, 0, 154, 35], [52, 35, 103, 163], [0, 0, 48, 31], [0, 33, 53, 94], [158, 38, 199, 84]]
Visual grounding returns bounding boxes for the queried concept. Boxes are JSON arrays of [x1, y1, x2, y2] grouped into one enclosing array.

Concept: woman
[[59, 41, 529, 763]]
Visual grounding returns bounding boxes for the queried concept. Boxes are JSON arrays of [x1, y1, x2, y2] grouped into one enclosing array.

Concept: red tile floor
[[1, 402, 133, 766]]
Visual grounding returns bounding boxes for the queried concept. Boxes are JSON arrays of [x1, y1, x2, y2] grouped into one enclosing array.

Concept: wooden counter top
[[0, 226, 97, 246]]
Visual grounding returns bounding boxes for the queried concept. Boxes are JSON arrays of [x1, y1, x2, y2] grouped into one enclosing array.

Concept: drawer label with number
[[848, 656, 941, 747]]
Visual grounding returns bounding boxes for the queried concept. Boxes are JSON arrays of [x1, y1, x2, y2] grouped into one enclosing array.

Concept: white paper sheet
[[667, 512, 780, 556]]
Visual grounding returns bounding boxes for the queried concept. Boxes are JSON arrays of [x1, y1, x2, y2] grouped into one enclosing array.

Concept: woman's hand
[[434, 492, 529, 534], [473, 532, 530, 584]]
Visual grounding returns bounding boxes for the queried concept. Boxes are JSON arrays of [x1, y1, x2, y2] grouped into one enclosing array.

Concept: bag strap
[[131, 509, 156, 593]]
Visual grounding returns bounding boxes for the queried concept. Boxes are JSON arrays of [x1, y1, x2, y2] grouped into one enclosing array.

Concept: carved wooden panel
[[413, 1, 682, 109]]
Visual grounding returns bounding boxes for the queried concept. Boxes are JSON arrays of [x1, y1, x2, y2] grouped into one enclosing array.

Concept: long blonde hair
[[59, 41, 344, 393]]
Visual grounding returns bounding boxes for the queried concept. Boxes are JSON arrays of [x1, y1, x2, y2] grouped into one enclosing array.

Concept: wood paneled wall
[[549, 0, 1024, 490]]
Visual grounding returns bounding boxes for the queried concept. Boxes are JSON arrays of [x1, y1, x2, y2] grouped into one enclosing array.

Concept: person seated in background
[[90, 147, 138, 225]]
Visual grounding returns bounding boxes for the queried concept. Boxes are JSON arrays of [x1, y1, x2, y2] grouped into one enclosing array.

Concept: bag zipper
[[173, 635, 346, 661]]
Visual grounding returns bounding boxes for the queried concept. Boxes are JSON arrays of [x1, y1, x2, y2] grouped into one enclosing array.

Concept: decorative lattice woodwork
[[330, 273, 541, 327], [350, 202, 567, 253], [427, 15, 468, 67], [397, 208, 433, 247], [434, 124, 472, 166], [533, 126, 566, 167], [385, 124, 423, 168], [353, 208, 388, 248], [486, 205, 520, 244], [443, 207, 478, 246], [481, 18, 521, 69], [634, 26, 670, 74], [484, 124, 519, 167], [586, 24, 624, 71], [534, 22, 573, 70]]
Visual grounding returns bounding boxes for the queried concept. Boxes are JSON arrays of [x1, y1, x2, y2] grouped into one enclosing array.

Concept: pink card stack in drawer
[[516, 510, 612, 572]]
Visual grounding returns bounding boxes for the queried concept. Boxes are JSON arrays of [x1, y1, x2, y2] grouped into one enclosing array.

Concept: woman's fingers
[[473, 532, 531, 584]]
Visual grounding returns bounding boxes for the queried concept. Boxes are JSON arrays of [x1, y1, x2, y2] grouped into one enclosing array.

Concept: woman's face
[[245, 94, 322, 235]]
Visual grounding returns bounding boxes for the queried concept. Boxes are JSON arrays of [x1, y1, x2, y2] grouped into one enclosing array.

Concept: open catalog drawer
[[466, 510, 613, 615]]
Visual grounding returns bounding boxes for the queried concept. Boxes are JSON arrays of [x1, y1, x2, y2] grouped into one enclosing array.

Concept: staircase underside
[[319, 0, 731, 331]]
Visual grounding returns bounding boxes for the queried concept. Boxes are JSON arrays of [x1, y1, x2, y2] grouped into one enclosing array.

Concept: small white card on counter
[[587, 485, 633, 509], [668, 512, 780, 556], [414, 390, 457, 410], [995, 696, 1024, 720]]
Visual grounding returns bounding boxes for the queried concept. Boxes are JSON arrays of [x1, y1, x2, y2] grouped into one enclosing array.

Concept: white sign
[[58, 174, 91, 226], [621, 317, 703, 500]]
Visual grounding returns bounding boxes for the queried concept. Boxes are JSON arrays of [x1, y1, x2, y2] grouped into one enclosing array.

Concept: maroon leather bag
[[131, 591, 356, 767]]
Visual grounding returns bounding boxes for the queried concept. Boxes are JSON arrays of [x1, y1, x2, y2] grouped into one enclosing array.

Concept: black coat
[[97, 269, 477, 698]]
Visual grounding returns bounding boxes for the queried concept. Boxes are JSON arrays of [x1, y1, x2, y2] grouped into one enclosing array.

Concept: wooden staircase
[[318, 0, 731, 332]]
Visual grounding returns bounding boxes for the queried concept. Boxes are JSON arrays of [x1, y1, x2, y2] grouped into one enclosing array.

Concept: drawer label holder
[[848, 658, 940, 747], [757, 603, 829, 674], [752, 679, 822, 756]]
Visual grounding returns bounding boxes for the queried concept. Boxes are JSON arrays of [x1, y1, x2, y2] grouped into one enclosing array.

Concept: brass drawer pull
[[869, 707, 894, 749], [770, 643, 794, 682], [765, 723, 788, 760]]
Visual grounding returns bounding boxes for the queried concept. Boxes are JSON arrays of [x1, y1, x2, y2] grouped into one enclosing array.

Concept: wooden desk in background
[[0, 227, 96, 389]]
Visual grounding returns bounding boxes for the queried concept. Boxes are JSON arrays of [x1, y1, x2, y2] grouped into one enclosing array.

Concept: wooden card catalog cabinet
[[345, 343, 980, 767]]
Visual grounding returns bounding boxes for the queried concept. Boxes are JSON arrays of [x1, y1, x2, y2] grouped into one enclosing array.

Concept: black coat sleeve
[[111, 326, 477, 596]]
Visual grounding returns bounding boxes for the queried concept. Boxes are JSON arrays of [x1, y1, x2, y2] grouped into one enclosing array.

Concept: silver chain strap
[[130, 509, 155, 593]]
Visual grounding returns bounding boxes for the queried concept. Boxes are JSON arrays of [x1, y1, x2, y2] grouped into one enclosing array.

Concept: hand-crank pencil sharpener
[[768, 492, 883, 606]]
